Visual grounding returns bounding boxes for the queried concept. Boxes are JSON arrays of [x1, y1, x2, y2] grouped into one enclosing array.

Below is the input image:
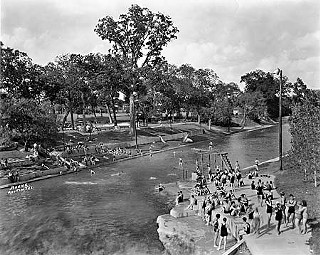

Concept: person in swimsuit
[[217, 217, 229, 251], [230, 173, 235, 192], [286, 194, 297, 228], [301, 200, 308, 234], [252, 207, 261, 234], [294, 201, 304, 232], [238, 217, 251, 241], [212, 213, 221, 247], [275, 202, 283, 235], [265, 195, 273, 229], [256, 182, 264, 206], [280, 192, 287, 225]]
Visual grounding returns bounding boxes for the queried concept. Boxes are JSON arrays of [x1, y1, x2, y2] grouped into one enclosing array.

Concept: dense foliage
[[289, 90, 320, 182]]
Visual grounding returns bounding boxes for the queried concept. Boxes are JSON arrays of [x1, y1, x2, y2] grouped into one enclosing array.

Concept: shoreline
[[0, 123, 276, 190]]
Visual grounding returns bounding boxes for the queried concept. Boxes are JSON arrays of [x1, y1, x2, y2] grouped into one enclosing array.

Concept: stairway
[[220, 153, 234, 172]]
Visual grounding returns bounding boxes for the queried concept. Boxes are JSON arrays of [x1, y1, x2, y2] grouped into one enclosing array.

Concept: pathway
[[242, 174, 311, 255], [159, 165, 312, 255]]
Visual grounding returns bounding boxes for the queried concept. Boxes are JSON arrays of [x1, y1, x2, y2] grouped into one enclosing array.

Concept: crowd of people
[[175, 151, 309, 251]]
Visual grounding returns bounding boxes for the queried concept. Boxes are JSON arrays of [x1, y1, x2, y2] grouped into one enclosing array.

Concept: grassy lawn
[[259, 158, 320, 254]]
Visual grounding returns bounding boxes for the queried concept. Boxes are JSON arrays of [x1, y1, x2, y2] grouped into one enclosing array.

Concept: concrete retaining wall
[[0, 166, 66, 188]]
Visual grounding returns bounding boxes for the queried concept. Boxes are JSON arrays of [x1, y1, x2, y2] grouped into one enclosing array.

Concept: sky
[[1, 0, 320, 89]]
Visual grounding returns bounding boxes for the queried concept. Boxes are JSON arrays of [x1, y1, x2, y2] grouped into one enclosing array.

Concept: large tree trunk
[[81, 92, 87, 132], [186, 110, 190, 121], [129, 94, 135, 135], [68, 91, 75, 130], [111, 105, 118, 127], [24, 139, 29, 152], [62, 108, 70, 130], [240, 107, 247, 130], [51, 102, 56, 115], [106, 103, 113, 124], [92, 106, 98, 124]]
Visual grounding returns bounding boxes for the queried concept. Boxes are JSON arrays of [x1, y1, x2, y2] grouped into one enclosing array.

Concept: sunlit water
[[0, 124, 291, 255]]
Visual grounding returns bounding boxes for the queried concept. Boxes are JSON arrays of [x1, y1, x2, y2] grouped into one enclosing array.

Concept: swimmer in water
[[90, 169, 96, 175]]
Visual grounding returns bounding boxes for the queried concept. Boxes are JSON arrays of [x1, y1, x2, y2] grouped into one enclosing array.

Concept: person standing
[[256, 182, 264, 207], [286, 194, 297, 228], [235, 161, 240, 171], [301, 200, 308, 234], [208, 164, 213, 182], [212, 213, 221, 247], [294, 201, 304, 232], [275, 202, 283, 235], [265, 195, 273, 229], [185, 195, 197, 210], [238, 217, 251, 241], [230, 172, 235, 192], [217, 217, 229, 251], [252, 207, 262, 235], [280, 192, 287, 225]]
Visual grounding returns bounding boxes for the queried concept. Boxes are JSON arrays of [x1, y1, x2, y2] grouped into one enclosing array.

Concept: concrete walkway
[[159, 166, 312, 255], [242, 174, 312, 255]]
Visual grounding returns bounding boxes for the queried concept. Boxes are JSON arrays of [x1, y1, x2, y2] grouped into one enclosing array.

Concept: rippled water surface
[[0, 124, 291, 255]]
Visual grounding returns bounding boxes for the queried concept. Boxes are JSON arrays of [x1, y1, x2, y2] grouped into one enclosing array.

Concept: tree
[[289, 91, 320, 187], [2, 98, 58, 150], [0, 42, 44, 100], [54, 54, 90, 130], [94, 4, 179, 134], [93, 53, 129, 127], [240, 69, 290, 120], [237, 91, 266, 127]]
